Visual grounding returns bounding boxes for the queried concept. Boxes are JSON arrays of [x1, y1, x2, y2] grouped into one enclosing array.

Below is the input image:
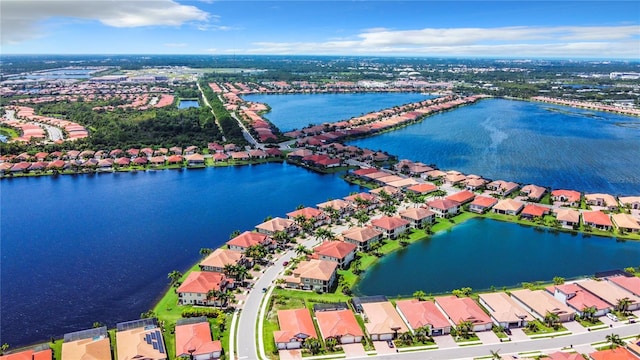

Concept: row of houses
[[6, 105, 88, 141], [272, 274, 640, 350], [1, 318, 223, 360]]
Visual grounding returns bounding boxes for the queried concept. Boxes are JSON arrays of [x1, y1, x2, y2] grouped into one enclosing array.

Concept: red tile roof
[[286, 207, 324, 220], [371, 216, 410, 231], [315, 309, 364, 339], [175, 321, 221, 357], [435, 296, 492, 325], [446, 190, 475, 204], [551, 189, 581, 203], [407, 183, 437, 194], [521, 204, 550, 217], [226, 231, 269, 248], [470, 196, 498, 208], [313, 241, 356, 260], [589, 347, 637, 360], [177, 271, 227, 294], [274, 308, 317, 343], [396, 299, 450, 330], [427, 198, 460, 211], [582, 211, 612, 227]]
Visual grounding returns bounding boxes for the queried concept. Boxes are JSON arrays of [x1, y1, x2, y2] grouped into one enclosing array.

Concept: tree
[[303, 337, 322, 355], [605, 333, 624, 349], [552, 276, 565, 285], [581, 306, 597, 324], [0, 344, 9, 356], [414, 326, 431, 343], [245, 244, 268, 262], [543, 311, 560, 330], [272, 230, 291, 247], [325, 337, 338, 352], [615, 297, 632, 315], [207, 289, 224, 305], [315, 227, 335, 242], [452, 287, 473, 297], [168, 270, 183, 287], [413, 290, 427, 301], [141, 310, 156, 319], [351, 256, 362, 275], [526, 321, 538, 332], [399, 331, 414, 345], [235, 266, 249, 286], [295, 245, 312, 257], [229, 230, 241, 239], [354, 210, 370, 226], [380, 204, 397, 216], [199, 248, 213, 257], [453, 320, 473, 339], [223, 264, 238, 278], [489, 349, 501, 359], [92, 321, 104, 328]]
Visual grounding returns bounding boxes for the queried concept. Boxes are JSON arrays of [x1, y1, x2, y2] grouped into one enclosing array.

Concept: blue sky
[[2, 0, 639, 58]]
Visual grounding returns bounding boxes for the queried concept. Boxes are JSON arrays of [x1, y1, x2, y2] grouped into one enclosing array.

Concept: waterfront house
[[551, 190, 581, 207], [61, 327, 111, 360], [582, 211, 613, 231], [444, 172, 467, 185], [619, 196, 640, 210], [399, 207, 435, 228], [486, 180, 520, 196], [422, 169, 446, 181], [370, 185, 403, 200], [553, 208, 581, 229], [395, 299, 451, 336], [140, 148, 154, 158], [520, 184, 547, 202], [478, 292, 534, 329], [184, 146, 199, 155], [312, 240, 357, 268], [286, 207, 328, 228], [230, 151, 250, 161], [520, 204, 550, 220], [186, 153, 205, 166], [510, 289, 576, 322], [468, 196, 498, 213], [589, 347, 638, 360], [170, 146, 183, 155], [315, 309, 364, 344], [576, 279, 640, 311], [464, 177, 487, 191], [546, 283, 611, 317], [611, 213, 640, 233], [274, 308, 317, 350], [316, 199, 353, 218], [493, 199, 524, 216], [0, 347, 52, 360], [607, 276, 640, 298], [177, 271, 232, 307], [199, 248, 252, 273], [427, 198, 461, 218], [175, 318, 222, 360], [285, 259, 338, 293], [361, 301, 409, 341], [342, 226, 383, 251], [585, 193, 618, 211], [343, 192, 379, 212], [255, 217, 299, 237], [116, 320, 167, 360], [406, 183, 438, 195], [371, 216, 410, 239], [226, 231, 273, 252], [133, 157, 148, 166], [167, 155, 183, 165], [387, 177, 419, 189], [435, 296, 493, 332], [150, 156, 165, 167], [445, 190, 475, 205], [212, 153, 229, 162]]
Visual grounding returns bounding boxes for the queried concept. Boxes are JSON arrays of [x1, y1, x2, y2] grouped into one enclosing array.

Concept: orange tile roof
[[315, 309, 364, 339], [399, 207, 434, 221], [177, 271, 227, 294], [493, 199, 524, 213], [313, 241, 356, 260], [407, 183, 437, 194], [589, 347, 638, 360], [551, 189, 581, 202], [200, 248, 243, 269], [546, 351, 584, 360], [226, 231, 269, 248], [446, 190, 475, 204], [274, 308, 317, 343], [521, 204, 550, 217], [371, 216, 410, 231], [547, 283, 610, 311], [291, 259, 338, 281], [116, 326, 166, 360], [1, 349, 52, 360], [342, 226, 382, 243], [470, 196, 498, 208], [435, 296, 492, 325], [175, 321, 221, 357], [608, 276, 640, 296], [554, 208, 580, 223], [255, 217, 296, 233], [61, 336, 112, 360], [582, 211, 612, 227], [427, 198, 460, 211], [286, 207, 324, 220], [361, 302, 409, 335], [396, 299, 450, 330]]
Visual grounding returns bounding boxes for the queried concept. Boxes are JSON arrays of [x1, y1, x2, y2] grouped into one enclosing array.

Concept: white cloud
[[1, 0, 210, 45], [242, 25, 640, 58]]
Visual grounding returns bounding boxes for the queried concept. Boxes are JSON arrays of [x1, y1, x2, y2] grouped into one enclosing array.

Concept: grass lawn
[[0, 126, 19, 139], [522, 320, 567, 335], [576, 318, 604, 328]]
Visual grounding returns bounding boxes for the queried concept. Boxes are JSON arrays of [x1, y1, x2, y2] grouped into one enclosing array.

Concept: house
[[589, 347, 638, 360], [177, 271, 231, 306], [274, 308, 318, 350], [546, 351, 585, 360], [435, 296, 493, 332], [284, 259, 338, 293], [360, 301, 409, 341], [371, 216, 410, 239], [399, 207, 435, 228], [554, 208, 581, 229], [619, 196, 640, 210], [315, 309, 364, 344], [445, 190, 475, 205], [520, 204, 550, 220], [611, 213, 640, 233], [186, 153, 205, 166], [175, 318, 222, 359], [312, 240, 357, 268], [486, 180, 520, 196], [370, 185, 403, 200], [199, 248, 251, 273], [116, 320, 167, 360], [406, 183, 438, 195], [255, 217, 299, 237], [316, 199, 353, 218], [492, 199, 524, 216], [226, 231, 272, 252], [468, 196, 498, 213], [342, 226, 383, 251], [464, 177, 487, 191], [582, 211, 613, 230], [478, 292, 534, 329], [0, 347, 52, 360], [576, 279, 640, 311], [427, 198, 460, 218], [510, 289, 576, 322], [607, 276, 640, 298], [61, 327, 111, 360], [520, 184, 547, 202], [551, 190, 581, 207], [585, 193, 618, 211], [444, 172, 467, 185], [546, 283, 611, 316], [286, 207, 328, 228], [395, 299, 451, 335], [343, 192, 379, 212], [422, 169, 446, 180], [386, 177, 419, 189]]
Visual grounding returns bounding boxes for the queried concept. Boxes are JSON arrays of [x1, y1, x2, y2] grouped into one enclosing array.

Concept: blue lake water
[[0, 164, 360, 346], [242, 92, 432, 131], [353, 218, 640, 297], [348, 98, 640, 195], [178, 100, 200, 109]]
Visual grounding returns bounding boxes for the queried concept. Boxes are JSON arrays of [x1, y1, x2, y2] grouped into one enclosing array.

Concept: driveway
[[279, 349, 302, 360], [342, 343, 366, 358], [373, 340, 397, 355], [564, 320, 588, 334], [433, 335, 458, 349], [509, 327, 530, 341], [476, 330, 500, 345]]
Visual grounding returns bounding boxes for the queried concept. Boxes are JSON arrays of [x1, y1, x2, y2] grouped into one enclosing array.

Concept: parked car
[[262, 287, 267, 293], [387, 340, 394, 348], [504, 327, 512, 335], [282, 261, 289, 266], [606, 313, 618, 322]]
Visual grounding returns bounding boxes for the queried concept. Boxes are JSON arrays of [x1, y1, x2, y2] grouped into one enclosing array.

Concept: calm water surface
[[1, 163, 359, 346], [348, 99, 640, 195], [353, 218, 640, 297], [242, 92, 432, 131], [178, 100, 200, 109]]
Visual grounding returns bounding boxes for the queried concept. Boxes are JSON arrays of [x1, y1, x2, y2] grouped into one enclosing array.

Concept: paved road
[[4, 109, 65, 142], [197, 82, 226, 141]]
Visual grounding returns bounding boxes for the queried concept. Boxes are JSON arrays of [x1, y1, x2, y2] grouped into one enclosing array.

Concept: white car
[[606, 313, 619, 322]]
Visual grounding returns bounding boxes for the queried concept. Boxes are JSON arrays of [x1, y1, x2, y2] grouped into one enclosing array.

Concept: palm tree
[[199, 248, 213, 258], [1, 343, 9, 356], [489, 349, 501, 359], [229, 230, 241, 239], [272, 230, 291, 248], [295, 244, 312, 257], [399, 331, 414, 345], [223, 264, 237, 278], [351, 256, 362, 275], [245, 244, 268, 262], [414, 325, 431, 343], [235, 266, 249, 286], [413, 290, 427, 301], [543, 311, 560, 330], [168, 270, 183, 287], [605, 333, 624, 349], [207, 289, 223, 305], [526, 321, 538, 332], [381, 204, 397, 216], [325, 337, 338, 352], [454, 320, 473, 339], [615, 297, 632, 315], [581, 306, 597, 324], [315, 227, 335, 242], [303, 337, 322, 355]]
